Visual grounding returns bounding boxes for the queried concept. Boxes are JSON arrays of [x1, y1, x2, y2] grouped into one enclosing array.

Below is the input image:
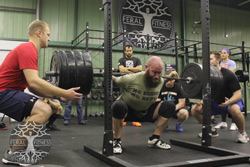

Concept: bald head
[[146, 56, 163, 69], [144, 56, 163, 87]]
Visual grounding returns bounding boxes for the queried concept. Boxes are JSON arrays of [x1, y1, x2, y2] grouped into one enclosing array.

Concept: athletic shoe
[[198, 129, 219, 138], [113, 140, 122, 154], [215, 122, 227, 129], [211, 119, 217, 124], [79, 120, 86, 125], [2, 150, 31, 166], [176, 124, 183, 132], [148, 138, 171, 150], [236, 132, 249, 143], [123, 122, 127, 126], [230, 123, 238, 131], [46, 124, 60, 131], [0, 123, 8, 130], [64, 120, 69, 126], [132, 122, 142, 127]]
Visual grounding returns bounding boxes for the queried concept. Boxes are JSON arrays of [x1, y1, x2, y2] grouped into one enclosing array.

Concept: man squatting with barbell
[[112, 56, 176, 154], [191, 51, 249, 143], [0, 20, 82, 166]]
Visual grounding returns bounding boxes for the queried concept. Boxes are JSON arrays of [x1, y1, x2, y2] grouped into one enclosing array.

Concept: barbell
[[46, 51, 223, 99]]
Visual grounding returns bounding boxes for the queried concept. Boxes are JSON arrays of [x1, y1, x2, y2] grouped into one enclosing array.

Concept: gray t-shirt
[[116, 71, 164, 112]]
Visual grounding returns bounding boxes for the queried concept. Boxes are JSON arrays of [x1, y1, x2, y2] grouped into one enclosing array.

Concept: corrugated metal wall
[[0, 0, 36, 39], [0, 0, 250, 111], [40, 0, 75, 42]]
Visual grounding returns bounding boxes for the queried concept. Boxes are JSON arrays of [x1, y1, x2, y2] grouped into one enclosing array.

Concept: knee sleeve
[[112, 100, 128, 119], [158, 101, 176, 118]]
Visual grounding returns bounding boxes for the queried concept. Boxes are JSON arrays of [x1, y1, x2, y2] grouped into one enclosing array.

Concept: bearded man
[[112, 56, 176, 154]]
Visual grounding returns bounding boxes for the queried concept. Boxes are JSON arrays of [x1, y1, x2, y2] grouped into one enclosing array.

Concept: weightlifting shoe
[[236, 132, 249, 143], [148, 138, 171, 150], [113, 140, 122, 154], [215, 122, 227, 129]]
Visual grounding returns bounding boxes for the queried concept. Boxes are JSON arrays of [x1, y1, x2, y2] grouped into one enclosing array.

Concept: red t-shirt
[[0, 42, 38, 92]]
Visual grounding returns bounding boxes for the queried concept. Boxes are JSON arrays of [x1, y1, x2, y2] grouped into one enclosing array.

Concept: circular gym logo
[[119, 0, 174, 49], [9, 121, 51, 164]]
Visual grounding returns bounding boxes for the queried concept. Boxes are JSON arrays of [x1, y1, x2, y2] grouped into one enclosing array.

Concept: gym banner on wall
[[118, 0, 174, 50]]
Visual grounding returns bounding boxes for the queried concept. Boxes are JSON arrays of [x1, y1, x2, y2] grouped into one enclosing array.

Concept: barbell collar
[[45, 71, 59, 76]]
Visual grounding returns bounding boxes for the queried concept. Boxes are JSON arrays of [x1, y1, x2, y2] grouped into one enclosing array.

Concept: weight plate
[[59, 51, 69, 89], [65, 51, 77, 89], [210, 66, 223, 101], [180, 63, 223, 100], [82, 52, 93, 95], [49, 51, 60, 86], [180, 63, 202, 98], [49, 51, 93, 95], [74, 51, 85, 93]]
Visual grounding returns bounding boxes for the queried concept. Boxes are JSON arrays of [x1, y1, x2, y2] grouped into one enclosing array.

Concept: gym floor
[[0, 114, 250, 167]]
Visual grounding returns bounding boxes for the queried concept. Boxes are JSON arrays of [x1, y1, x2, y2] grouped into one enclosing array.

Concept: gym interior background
[[0, 0, 250, 115]]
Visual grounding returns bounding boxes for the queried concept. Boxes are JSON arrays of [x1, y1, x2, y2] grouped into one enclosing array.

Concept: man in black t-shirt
[[118, 45, 143, 127], [191, 51, 249, 143], [118, 45, 142, 73], [158, 71, 189, 132]]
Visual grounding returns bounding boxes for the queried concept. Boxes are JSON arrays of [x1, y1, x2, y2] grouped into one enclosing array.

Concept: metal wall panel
[[0, 0, 36, 39], [77, 0, 104, 45], [185, 0, 250, 52], [40, 0, 75, 42]]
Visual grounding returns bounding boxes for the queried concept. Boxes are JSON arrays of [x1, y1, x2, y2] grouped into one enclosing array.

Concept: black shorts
[[173, 107, 188, 119], [0, 89, 38, 122], [124, 101, 161, 123]]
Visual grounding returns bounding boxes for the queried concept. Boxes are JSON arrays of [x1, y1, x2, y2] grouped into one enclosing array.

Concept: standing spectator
[[64, 97, 86, 125]]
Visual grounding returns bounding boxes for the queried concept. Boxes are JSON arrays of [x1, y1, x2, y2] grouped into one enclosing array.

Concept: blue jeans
[[64, 97, 84, 122]]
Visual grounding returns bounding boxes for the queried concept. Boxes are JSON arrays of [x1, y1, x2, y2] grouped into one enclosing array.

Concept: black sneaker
[[211, 119, 217, 124], [113, 140, 122, 154], [46, 124, 60, 131]]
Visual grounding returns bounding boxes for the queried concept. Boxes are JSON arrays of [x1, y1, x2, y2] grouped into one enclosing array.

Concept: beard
[[144, 70, 162, 88]]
